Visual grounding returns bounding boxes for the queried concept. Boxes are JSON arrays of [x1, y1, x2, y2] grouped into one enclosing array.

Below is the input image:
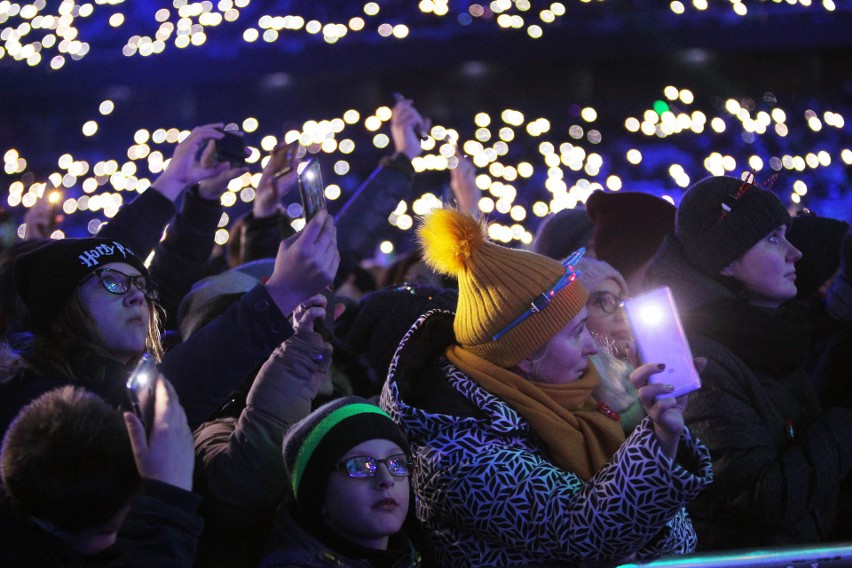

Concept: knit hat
[[282, 396, 410, 515], [343, 284, 459, 391], [787, 215, 849, 299], [576, 257, 628, 297], [13, 237, 148, 330], [177, 258, 274, 339], [676, 175, 791, 276], [533, 208, 595, 261], [418, 208, 588, 368], [586, 191, 675, 280]]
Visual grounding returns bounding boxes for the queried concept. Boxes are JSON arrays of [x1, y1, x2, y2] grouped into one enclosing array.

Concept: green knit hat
[[282, 397, 410, 516], [676, 175, 791, 276]]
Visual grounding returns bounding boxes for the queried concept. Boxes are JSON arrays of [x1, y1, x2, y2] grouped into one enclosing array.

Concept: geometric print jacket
[[380, 311, 714, 568]]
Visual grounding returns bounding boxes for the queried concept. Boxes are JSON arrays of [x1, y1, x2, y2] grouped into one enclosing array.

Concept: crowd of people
[[0, 96, 850, 567]]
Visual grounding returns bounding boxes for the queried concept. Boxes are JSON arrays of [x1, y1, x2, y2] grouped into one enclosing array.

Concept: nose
[[123, 283, 146, 306], [786, 240, 803, 263], [373, 462, 396, 489], [581, 328, 598, 356]]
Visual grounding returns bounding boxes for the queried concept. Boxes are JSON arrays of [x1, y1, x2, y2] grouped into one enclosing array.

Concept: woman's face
[[77, 262, 150, 364], [586, 277, 632, 359], [521, 306, 598, 384], [323, 438, 410, 550], [720, 225, 802, 309]]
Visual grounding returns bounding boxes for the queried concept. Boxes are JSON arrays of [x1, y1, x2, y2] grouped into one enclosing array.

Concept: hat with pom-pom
[[419, 208, 588, 368]]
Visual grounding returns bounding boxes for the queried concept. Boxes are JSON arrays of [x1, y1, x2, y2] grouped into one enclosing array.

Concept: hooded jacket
[[380, 309, 713, 568]]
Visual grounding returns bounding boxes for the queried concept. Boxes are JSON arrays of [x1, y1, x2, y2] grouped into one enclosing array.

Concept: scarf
[[446, 346, 624, 481], [685, 299, 811, 376]]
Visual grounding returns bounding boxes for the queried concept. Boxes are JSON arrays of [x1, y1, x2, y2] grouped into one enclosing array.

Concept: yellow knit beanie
[[419, 208, 588, 368]]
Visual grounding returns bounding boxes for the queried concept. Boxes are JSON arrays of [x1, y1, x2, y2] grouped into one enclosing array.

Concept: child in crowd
[[260, 397, 420, 568]]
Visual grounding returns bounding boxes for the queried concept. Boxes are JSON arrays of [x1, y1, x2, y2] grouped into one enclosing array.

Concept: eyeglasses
[[588, 291, 625, 314], [491, 247, 585, 341], [334, 454, 413, 479], [85, 268, 158, 301]]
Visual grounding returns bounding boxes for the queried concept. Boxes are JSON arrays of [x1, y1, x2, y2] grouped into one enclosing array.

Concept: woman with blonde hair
[[380, 208, 713, 567]]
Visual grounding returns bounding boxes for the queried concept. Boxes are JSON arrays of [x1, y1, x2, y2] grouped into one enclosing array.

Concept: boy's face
[[323, 438, 410, 550], [35, 504, 131, 556]]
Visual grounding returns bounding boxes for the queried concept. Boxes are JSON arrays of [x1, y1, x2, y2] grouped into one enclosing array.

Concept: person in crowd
[[259, 396, 421, 568], [787, 213, 849, 302], [586, 190, 675, 294], [99, 123, 247, 328], [380, 208, 713, 567], [0, 205, 338, 433], [532, 207, 596, 261], [0, 380, 201, 566], [644, 174, 852, 548], [191, 291, 333, 567], [576, 257, 645, 434], [339, 283, 459, 399], [232, 97, 429, 288]]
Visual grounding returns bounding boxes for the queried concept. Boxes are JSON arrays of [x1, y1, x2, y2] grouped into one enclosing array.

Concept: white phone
[[623, 286, 701, 399], [126, 353, 157, 436]]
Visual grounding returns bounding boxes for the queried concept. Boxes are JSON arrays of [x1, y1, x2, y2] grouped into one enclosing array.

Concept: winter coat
[[192, 329, 333, 568], [645, 234, 852, 549], [0, 480, 203, 567], [259, 507, 420, 568], [380, 310, 713, 568]]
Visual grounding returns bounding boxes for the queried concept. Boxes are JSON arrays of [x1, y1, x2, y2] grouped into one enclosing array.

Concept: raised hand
[[630, 357, 706, 459], [196, 136, 249, 201], [151, 123, 233, 201], [124, 376, 195, 491], [391, 98, 431, 161], [254, 140, 300, 218], [450, 146, 480, 217], [264, 210, 340, 316]]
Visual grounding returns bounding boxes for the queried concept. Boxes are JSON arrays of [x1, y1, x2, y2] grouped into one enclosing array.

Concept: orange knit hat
[[418, 208, 588, 368]]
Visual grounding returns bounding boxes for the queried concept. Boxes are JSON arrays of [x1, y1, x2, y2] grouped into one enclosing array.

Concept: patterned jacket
[[380, 310, 713, 568]]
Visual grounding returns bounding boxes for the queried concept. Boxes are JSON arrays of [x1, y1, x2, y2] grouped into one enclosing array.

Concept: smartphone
[[215, 129, 247, 167], [297, 159, 326, 222], [623, 287, 701, 400], [272, 140, 301, 179], [126, 353, 157, 436]]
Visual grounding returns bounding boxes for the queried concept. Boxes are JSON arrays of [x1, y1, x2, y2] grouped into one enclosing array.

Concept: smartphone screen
[[623, 287, 701, 399], [126, 353, 157, 436], [298, 159, 326, 222]]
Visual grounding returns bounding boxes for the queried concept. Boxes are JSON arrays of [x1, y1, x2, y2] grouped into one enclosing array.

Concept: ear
[[514, 357, 534, 377], [719, 259, 738, 278]]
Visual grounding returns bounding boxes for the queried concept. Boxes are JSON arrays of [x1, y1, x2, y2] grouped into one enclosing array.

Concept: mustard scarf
[[446, 345, 625, 480]]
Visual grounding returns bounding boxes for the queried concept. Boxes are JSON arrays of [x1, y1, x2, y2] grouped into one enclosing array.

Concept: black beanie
[[676, 176, 791, 276], [787, 215, 849, 299], [13, 238, 148, 330], [344, 284, 459, 386], [282, 397, 410, 517]]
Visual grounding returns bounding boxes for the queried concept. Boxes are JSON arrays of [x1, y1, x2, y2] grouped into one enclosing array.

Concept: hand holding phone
[[623, 287, 701, 400], [393, 92, 430, 142], [126, 353, 158, 437], [297, 159, 327, 222], [214, 128, 247, 167], [271, 140, 301, 180]]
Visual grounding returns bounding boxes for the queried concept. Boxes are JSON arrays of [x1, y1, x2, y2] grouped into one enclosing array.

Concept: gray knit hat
[[533, 208, 596, 261], [282, 396, 410, 515], [676, 175, 791, 276]]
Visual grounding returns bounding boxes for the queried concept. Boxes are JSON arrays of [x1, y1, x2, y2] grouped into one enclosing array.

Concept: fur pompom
[[418, 208, 486, 276]]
